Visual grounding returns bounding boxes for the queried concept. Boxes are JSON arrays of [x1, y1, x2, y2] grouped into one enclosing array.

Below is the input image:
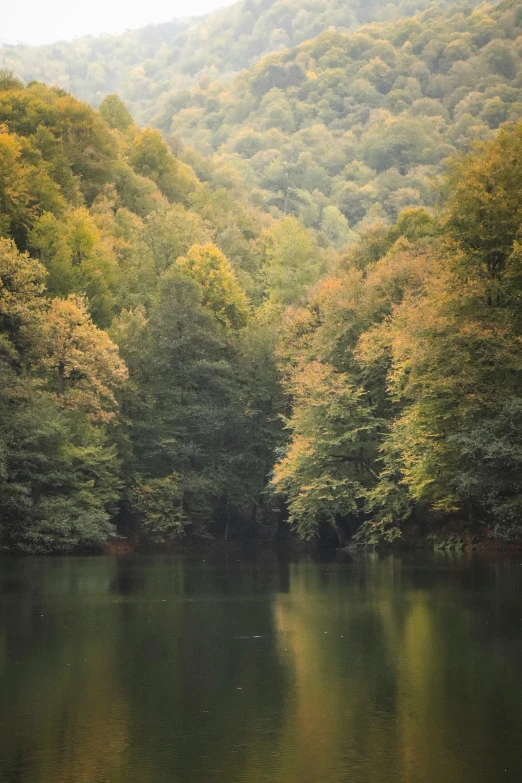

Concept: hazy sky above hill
[[3, 0, 235, 46]]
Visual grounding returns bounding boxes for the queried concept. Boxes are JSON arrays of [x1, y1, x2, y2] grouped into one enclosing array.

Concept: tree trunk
[[223, 495, 230, 541], [58, 361, 65, 397], [333, 521, 347, 548]]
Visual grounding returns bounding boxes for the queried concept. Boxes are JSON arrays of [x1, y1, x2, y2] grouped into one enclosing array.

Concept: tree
[[0, 237, 46, 359], [262, 217, 324, 306], [129, 474, 188, 544], [384, 125, 522, 531], [139, 207, 212, 277], [176, 243, 249, 329], [65, 207, 118, 327], [99, 94, 134, 132], [0, 391, 120, 553], [129, 129, 199, 205], [0, 69, 23, 91], [117, 265, 247, 535], [0, 126, 32, 246], [29, 211, 77, 297], [273, 360, 382, 544], [42, 296, 127, 423], [272, 225, 437, 545], [321, 205, 351, 248], [444, 120, 522, 291], [0, 241, 121, 554]]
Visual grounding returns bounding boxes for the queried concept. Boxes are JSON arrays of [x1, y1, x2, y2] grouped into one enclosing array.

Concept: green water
[[0, 551, 521, 783]]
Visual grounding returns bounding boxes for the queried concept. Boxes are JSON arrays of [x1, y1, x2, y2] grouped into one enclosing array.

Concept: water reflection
[[0, 553, 521, 783]]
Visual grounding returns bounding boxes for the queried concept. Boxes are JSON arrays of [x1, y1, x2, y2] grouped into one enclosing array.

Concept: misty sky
[[2, 0, 236, 46]]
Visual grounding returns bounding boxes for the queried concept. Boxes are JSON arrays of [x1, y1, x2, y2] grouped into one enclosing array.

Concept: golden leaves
[[42, 295, 128, 423]]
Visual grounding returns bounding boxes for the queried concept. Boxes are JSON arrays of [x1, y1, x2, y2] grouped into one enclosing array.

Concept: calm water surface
[[1, 551, 522, 783]]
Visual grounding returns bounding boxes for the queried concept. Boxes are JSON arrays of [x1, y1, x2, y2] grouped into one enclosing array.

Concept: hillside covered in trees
[[2, 0, 522, 553], [5, 1, 520, 236], [273, 119, 522, 546], [1, 0, 485, 123], [0, 73, 324, 552], [162, 0, 522, 233]]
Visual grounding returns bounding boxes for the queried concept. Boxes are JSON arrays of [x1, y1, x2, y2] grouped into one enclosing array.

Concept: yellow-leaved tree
[[42, 295, 128, 423], [176, 243, 249, 329]]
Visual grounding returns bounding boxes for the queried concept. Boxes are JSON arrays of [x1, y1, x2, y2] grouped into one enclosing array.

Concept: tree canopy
[[0, 77, 288, 551], [2, 0, 522, 552]]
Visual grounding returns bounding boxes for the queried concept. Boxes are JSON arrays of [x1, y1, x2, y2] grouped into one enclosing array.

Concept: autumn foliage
[[273, 122, 522, 543]]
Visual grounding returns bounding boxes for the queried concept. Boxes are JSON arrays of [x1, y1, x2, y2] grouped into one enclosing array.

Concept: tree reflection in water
[[0, 553, 521, 783]]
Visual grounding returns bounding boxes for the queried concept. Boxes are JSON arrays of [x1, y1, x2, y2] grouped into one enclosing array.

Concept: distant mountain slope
[[0, 0, 484, 123], [161, 0, 522, 231]]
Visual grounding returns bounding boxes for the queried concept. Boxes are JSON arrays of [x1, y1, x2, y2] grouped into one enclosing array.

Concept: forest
[[1, 0, 522, 552], [163, 0, 522, 233], [0, 0, 486, 122]]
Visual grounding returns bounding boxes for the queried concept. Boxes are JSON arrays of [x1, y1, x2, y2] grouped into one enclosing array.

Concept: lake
[[0, 550, 521, 783]]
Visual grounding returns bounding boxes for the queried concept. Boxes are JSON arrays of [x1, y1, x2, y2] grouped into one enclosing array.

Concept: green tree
[[177, 243, 249, 329], [273, 359, 382, 545], [129, 129, 199, 205], [117, 265, 247, 535], [99, 94, 134, 132], [321, 205, 351, 248], [263, 217, 324, 306]]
